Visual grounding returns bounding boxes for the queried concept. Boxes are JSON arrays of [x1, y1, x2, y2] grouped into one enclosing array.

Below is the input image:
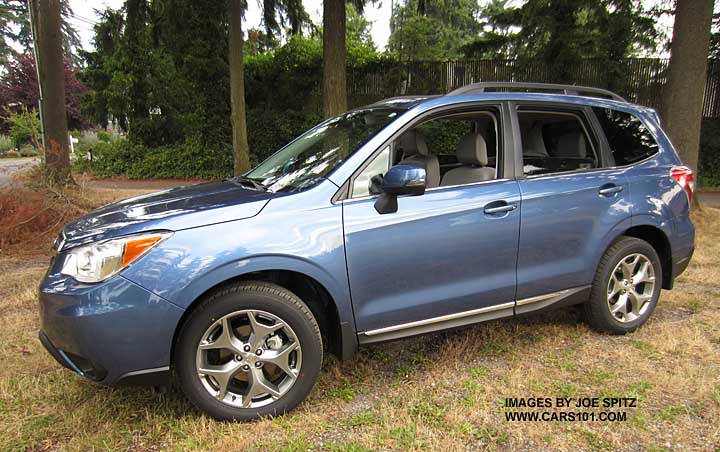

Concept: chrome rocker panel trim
[[359, 286, 589, 344]]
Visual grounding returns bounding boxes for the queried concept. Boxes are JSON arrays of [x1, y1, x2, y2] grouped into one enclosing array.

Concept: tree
[[123, 0, 151, 140], [0, 53, 89, 133], [0, 0, 82, 65], [227, 0, 307, 174], [662, 0, 714, 178], [460, 0, 661, 81], [389, 0, 481, 61], [322, 0, 348, 117], [228, 0, 250, 175], [31, 0, 72, 185]]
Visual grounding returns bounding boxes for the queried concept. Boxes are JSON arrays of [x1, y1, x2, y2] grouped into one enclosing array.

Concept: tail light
[[670, 166, 695, 206]]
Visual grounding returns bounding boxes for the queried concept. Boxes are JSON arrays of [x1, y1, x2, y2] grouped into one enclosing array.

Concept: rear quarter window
[[592, 107, 659, 166]]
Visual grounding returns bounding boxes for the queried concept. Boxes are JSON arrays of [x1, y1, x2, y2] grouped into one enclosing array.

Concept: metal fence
[[346, 58, 720, 118]]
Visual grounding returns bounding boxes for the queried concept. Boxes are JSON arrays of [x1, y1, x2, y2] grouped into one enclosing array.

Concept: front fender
[[121, 196, 355, 347], [166, 254, 352, 317]]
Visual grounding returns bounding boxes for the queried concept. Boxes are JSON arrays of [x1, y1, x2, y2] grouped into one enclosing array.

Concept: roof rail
[[447, 82, 627, 102]]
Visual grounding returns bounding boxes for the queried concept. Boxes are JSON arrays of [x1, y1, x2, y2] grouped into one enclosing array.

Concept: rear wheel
[[584, 237, 662, 334], [175, 282, 323, 421]]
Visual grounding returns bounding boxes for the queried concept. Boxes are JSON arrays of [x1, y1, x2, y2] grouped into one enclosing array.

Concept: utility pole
[[27, 0, 45, 149], [30, 0, 72, 185]]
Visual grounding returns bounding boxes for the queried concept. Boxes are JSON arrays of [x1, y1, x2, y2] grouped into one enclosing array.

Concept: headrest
[[456, 133, 488, 166], [555, 133, 587, 158], [398, 130, 429, 156], [522, 123, 548, 157]]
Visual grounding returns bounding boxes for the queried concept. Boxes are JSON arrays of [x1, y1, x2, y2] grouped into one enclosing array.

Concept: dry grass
[[0, 187, 719, 452]]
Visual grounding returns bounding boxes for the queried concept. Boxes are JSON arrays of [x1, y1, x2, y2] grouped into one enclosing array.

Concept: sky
[[67, 0, 394, 51]]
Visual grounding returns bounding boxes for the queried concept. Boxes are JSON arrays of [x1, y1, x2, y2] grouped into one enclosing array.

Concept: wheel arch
[[621, 224, 673, 289], [170, 264, 357, 367]]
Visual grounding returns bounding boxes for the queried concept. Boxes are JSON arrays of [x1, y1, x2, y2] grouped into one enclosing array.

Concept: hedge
[[699, 118, 720, 188], [77, 110, 720, 184], [75, 109, 323, 179]]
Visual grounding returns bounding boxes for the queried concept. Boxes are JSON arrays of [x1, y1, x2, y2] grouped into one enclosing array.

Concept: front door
[[342, 105, 523, 341], [343, 181, 521, 340]]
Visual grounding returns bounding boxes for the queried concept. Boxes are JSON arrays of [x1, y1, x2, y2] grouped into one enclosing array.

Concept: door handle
[[598, 184, 624, 196], [484, 202, 517, 215]]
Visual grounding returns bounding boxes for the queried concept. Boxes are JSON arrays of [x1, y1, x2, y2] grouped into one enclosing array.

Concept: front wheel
[[175, 282, 323, 421], [583, 237, 662, 334]]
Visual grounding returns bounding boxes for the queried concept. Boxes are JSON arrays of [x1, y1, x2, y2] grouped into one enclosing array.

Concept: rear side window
[[592, 107, 659, 166], [518, 110, 598, 176]]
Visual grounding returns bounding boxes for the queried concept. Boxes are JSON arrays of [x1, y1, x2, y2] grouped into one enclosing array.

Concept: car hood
[[57, 181, 275, 250]]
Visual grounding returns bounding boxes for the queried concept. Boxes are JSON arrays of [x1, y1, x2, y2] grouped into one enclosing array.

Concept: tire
[[175, 281, 323, 421], [583, 237, 662, 334]]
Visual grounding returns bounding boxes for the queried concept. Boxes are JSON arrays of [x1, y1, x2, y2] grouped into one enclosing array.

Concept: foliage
[[710, 12, 720, 58], [80, 2, 380, 178], [388, 0, 481, 61], [345, 4, 378, 65], [699, 118, 720, 187], [460, 0, 663, 80], [0, 0, 82, 66], [0, 135, 13, 154], [0, 53, 89, 133], [74, 108, 322, 179], [3, 107, 40, 149]]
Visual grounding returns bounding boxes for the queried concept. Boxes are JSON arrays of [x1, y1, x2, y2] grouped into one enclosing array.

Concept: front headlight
[[60, 232, 172, 283]]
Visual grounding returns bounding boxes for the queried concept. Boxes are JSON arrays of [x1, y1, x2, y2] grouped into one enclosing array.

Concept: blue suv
[[39, 83, 695, 420]]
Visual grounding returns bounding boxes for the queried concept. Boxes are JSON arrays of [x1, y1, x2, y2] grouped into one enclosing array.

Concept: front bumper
[[38, 271, 184, 385]]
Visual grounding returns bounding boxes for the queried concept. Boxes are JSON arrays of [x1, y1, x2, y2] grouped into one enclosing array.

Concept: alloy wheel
[[606, 253, 656, 323], [195, 309, 302, 408]]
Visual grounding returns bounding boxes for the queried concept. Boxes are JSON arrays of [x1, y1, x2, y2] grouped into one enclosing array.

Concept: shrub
[[3, 149, 20, 158], [699, 118, 720, 188], [97, 131, 114, 143], [0, 135, 13, 154], [19, 144, 39, 157], [77, 136, 234, 179], [77, 109, 323, 179], [247, 109, 323, 165], [4, 107, 40, 149]]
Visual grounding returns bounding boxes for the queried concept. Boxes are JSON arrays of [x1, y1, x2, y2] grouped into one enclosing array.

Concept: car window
[[592, 107, 659, 166], [352, 146, 391, 197], [518, 110, 598, 176], [246, 108, 402, 192], [348, 109, 500, 198], [416, 118, 473, 161]]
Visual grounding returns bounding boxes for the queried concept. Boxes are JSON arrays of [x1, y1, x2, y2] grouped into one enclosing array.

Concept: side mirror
[[374, 163, 426, 214]]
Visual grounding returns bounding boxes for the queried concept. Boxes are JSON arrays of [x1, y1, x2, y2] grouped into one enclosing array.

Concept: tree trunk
[[322, 0, 347, 118], [662, 0, 714, 175], [32, 0, 71, 185], [228, 0, 251, 175]]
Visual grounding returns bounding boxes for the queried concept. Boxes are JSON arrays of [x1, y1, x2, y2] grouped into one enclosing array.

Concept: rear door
[[513, 104, 631, 312]]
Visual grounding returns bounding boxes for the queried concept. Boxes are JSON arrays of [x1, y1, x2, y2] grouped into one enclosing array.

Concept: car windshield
[[244, 107, 403, 192]]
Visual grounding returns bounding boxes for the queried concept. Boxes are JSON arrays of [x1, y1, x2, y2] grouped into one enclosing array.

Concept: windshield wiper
[[226, 176, 271, 192]]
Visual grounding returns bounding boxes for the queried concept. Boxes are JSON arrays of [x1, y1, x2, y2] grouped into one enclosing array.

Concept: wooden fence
[[345, 59, 720, 118]]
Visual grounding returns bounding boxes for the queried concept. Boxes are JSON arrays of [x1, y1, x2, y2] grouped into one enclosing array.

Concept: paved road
[[698, 191, 720, 208], [0, 158, 38, 187]]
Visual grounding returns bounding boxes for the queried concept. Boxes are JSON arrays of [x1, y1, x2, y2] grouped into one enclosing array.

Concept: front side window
[[518, 110, 598, 176], [352, 147, 390, 197], [592, 107, 659, 166], [246, 108, 402, 192]]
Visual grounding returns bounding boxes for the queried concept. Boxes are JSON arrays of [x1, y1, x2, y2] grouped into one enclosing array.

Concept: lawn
[[1, 186, 719, 452]]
